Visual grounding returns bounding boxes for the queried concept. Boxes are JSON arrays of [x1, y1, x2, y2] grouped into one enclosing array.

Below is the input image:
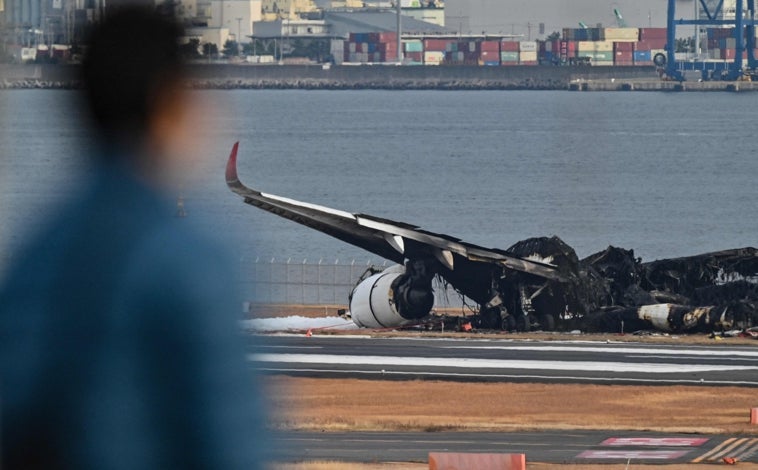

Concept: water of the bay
[[1, 89, 756, 279]]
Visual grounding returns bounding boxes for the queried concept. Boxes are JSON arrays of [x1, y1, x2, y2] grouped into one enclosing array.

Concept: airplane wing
[[226, 142, 562, 302]]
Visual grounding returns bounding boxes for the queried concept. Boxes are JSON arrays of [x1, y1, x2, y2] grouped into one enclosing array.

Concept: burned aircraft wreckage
[[227, 143, 758, 333]]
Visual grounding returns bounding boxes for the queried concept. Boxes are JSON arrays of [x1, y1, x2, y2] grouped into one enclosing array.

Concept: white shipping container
[[424, 51, 444, 65], [519, 41, 537, 52], [519, 50, 538, 62], [349, 42, 356, 53], [331, 39, 345, 64]]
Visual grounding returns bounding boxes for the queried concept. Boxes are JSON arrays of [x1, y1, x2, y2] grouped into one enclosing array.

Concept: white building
[[207, 0, 261, 40]]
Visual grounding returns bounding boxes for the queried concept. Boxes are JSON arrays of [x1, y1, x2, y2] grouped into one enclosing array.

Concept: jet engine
[[349, 261, 435, 328]]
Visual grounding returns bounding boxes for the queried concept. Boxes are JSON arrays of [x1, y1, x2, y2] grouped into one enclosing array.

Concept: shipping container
[[614, 42, 634, 53], [577, 40, 613, 52], [423, 50, 445, 65], [483, 61, 500, 66], [424, 39, 451, 52], [633, 50, 652, 62], [500, 41, 519, 52], [519, 50, 538, 62], [580, 51, 614, 61], [481, 40, 500, 52], [636, 39, 667, 50], [405, 51, 423, 62], [638, 28, 667, 40], [500, 51, 519, 62], [349, 33, 370, 43], [519, 41, 537, 52], [520, 60, 538, 66], [480, 50, 499, 61], [592, 60, 614, 66], [603, 27, 639, 42], [614, 51, 633, 65], [403, 40, 423, 52]]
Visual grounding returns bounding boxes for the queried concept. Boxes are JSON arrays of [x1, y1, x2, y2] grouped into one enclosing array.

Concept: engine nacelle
[[349, 263, 435, 328]]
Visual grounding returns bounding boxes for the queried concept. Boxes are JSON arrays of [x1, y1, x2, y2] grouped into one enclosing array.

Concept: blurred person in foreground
[[0, 7, 267, 469]]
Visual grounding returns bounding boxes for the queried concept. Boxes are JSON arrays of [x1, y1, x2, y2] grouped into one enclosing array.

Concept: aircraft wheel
[[501, 315, 516, 331], [539, 314, 556, 331]]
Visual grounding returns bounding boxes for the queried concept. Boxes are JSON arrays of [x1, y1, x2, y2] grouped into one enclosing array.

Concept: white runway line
[[250, 353, 758, 374], [442, 345, 758, 357]]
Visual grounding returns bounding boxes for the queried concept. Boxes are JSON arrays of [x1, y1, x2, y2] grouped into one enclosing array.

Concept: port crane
[[665, 0, 758, 80]]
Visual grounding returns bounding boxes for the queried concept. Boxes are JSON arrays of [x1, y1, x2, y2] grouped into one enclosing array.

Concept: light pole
[[236, 17, 242, 56]]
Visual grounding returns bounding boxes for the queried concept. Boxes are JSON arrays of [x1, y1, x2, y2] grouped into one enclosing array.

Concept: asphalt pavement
[[268, 430, 758, 464], [249, 334, 758, 386]]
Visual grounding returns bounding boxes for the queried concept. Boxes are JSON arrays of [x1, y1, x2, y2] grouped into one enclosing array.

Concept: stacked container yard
[[554, 27, 668, 66], [576, 40, 613, 65], [519, 40, 538, 65], [444, 40, 481, 65], [422, 38, 450, 65], [480, 40, 500, 66], [635, 27, 667, 65], [500, 40, 519, 66], [403, 39, 424, 65], [344, 32, 398, 63]]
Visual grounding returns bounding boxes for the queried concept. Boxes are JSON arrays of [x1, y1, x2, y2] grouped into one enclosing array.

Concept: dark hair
[[81, 7, 184, 149]]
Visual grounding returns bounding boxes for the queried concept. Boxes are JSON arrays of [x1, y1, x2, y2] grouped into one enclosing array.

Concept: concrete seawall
[[2, 63, 757, 91]]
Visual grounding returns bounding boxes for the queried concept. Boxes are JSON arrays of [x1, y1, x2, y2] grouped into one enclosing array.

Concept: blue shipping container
[[484, 61, 500, 66], [634, 50, 652, 62]]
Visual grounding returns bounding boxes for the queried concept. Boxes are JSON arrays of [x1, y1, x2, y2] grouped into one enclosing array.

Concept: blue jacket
[[1, 162, 267, 469]]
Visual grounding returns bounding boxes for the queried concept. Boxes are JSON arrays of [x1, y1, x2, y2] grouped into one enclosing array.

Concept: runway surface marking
[[692, 437, 758, 463], [252, 353, 758, 374], [256, 366, 758, 386], [601, 437, 709, 447], [443, 345, 758, 358], [577, 450, 690, 459]]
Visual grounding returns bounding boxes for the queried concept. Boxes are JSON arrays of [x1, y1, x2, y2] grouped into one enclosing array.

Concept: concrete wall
[[1, 63, 657, 89]]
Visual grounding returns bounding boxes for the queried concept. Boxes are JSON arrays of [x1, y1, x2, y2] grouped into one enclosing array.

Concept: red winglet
[[225, 141, 240, 184]]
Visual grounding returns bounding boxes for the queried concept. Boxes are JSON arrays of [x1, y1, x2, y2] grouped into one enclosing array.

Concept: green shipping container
[[403, 41, 423, 53], [579, 51, 614, 61], [500, 51, 519, 62]]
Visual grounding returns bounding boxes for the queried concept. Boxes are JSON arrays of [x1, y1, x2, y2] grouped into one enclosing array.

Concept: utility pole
[[396, 0, 402, 62], [236, 17, 242, 55]]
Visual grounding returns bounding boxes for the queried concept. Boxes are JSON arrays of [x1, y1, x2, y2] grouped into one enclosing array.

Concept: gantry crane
[[665, 0, 758, 81]]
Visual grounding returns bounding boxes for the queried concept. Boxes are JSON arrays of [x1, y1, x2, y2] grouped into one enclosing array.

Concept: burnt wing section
[[227, 143, 758, 333]]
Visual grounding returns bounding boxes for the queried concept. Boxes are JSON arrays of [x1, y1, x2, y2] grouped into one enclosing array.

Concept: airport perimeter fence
[[240, 258, 465, 308]]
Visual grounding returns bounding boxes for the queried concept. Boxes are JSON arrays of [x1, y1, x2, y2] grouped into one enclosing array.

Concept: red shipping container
[[614, 42, 634, 53], [636, 39, 667, 50], [377, 43, 397, 53], [481, 40, 500, 52], [615, 51, 633, 64], [639, 28, 667, 40], [551, 40, 561, 53], [480, 50, 498, 60], [424, 39, 451, 51], [377, 32, 397, 43], [500, 41, 519, 52]]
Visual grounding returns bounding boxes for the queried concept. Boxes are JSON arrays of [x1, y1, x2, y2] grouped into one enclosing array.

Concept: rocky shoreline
[[2, 64, 757, 91]]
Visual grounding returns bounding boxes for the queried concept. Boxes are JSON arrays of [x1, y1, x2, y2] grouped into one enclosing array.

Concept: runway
[[268, 430, 758, 464], [249, 335, 758, 386]]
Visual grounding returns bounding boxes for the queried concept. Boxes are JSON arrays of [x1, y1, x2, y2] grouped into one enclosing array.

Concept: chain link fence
[[239, 258, 465, 308]]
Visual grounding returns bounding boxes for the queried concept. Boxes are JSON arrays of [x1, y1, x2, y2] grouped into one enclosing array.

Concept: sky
[[444, 0, 686, 37]]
